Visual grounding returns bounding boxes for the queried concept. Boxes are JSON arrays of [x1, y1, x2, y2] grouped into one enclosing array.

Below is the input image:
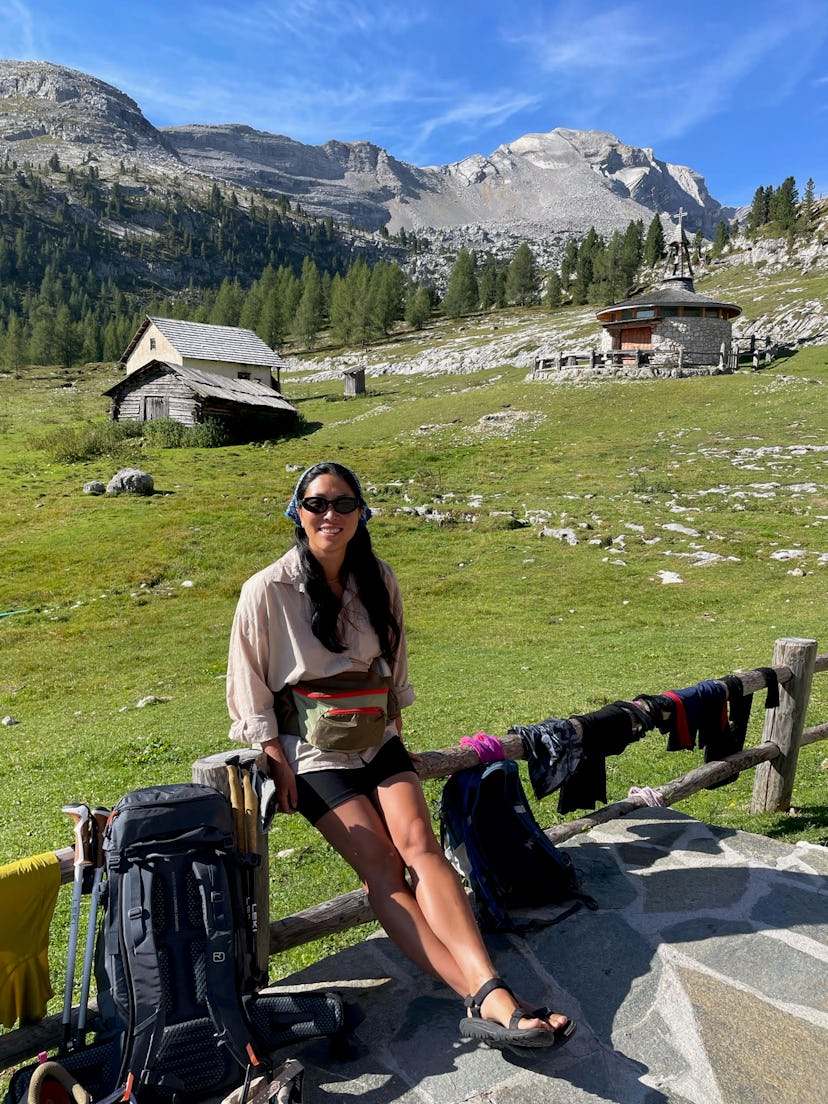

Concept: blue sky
[[2, 0, 827, 208]]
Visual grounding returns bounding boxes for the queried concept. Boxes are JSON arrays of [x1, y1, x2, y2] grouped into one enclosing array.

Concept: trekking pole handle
[[92, 807, 109, 869], [62, 804, 92, 870]]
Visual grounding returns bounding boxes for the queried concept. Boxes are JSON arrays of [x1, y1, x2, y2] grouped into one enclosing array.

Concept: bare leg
[[314, 791, 468, 994], [315, 772, 568, 1033]]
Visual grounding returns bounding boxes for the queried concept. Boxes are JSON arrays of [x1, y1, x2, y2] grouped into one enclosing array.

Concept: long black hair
[[292, 462, 401, 663]]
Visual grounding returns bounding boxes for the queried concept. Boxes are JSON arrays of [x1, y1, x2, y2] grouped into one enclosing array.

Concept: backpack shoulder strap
[[116, 857, 166, 1095], [192, 855, 267, 1076]]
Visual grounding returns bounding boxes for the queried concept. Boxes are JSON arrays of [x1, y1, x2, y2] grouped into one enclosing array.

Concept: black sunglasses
[[299, 495, 362, 515]]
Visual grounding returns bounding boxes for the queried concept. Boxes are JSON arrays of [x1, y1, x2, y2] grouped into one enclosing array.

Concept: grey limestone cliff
[[0, 59, 180, 164], [0, 59, 731, 242]]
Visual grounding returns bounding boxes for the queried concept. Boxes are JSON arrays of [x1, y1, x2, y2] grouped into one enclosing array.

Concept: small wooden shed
[[344, 367, 366, 397], [103, 360, 298, 438]]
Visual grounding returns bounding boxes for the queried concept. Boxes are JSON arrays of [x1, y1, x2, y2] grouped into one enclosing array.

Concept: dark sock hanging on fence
[[632, 694, 676, 736], [704, 674, 753, 776], [557, 702, 646, 814], [652, 681, 728, 751], [691, 680, 729, 749], [509, 718, 583, 801], [755, 667, 780, 709]]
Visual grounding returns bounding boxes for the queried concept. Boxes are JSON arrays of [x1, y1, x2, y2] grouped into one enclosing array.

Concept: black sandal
[[458, 977, 577, 1050]]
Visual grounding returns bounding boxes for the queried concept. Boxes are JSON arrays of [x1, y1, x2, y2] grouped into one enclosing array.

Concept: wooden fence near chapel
[[2, 637, 825, 1069]]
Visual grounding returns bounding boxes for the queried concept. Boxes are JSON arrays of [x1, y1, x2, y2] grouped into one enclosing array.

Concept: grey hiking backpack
[[5, 783, 349, 1104], [96, 782, 347, 1101]]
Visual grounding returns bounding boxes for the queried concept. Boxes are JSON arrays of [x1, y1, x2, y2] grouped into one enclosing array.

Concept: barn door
[[142, 396, 169, 421]]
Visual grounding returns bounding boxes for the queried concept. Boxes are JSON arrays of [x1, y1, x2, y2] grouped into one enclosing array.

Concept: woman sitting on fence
[[226, 460, 576, 1050]]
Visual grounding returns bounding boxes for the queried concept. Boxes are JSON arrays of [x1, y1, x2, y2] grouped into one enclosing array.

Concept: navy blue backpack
[[439, 760, 594, 931]]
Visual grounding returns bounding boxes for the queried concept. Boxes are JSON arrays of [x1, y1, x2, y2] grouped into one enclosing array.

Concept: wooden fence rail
[[4, 639, 825, 1070]]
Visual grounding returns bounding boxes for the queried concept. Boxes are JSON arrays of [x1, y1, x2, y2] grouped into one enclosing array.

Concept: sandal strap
[[464, 976, 512, 1017]]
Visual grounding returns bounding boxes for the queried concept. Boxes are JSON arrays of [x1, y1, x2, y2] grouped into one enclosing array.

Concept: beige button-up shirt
[[227, 546, 415, 773]]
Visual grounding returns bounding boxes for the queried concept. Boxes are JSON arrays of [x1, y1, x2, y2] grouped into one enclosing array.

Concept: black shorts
[[294, 737, 416, 825]]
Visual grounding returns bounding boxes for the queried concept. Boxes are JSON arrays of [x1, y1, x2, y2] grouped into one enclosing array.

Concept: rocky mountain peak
[[0, 59, 179, 164], [0, 59, 731, 244]]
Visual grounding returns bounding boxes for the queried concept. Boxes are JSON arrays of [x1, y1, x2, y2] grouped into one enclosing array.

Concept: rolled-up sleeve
[[227, 579, 281, 746], [382, 563, 416, 711]]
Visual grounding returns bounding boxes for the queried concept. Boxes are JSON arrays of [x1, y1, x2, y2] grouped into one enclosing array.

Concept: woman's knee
[[391, 813, 444, 869]]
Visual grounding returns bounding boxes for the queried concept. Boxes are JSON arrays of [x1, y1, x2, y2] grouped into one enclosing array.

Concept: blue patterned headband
[[284, 462, 372, 526]]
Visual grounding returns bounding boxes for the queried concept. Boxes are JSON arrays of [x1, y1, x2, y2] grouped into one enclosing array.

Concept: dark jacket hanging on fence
[[508, 718, 583, 801], [556, 701, 653, 814]]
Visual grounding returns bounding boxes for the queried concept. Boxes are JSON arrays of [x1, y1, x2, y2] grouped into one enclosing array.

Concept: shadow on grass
[[760, 805, 828, 844]]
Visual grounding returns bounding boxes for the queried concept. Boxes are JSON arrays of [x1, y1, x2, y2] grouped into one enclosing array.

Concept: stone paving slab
[[269, 809, 828, 1104]]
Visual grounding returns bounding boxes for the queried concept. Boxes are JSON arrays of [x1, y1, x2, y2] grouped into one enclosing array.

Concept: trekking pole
[[75, 806, 109, 1048], [60, 804, 91, 1053], [226, 758, 245, 851], [242, 769, 269, 981]]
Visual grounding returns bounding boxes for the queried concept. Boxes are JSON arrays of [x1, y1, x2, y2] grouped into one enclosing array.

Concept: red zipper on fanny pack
[[325, 707, 385, 716], [297, 688, 386, 700]]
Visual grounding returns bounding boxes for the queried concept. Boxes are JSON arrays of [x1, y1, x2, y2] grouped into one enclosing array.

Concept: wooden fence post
[[751, 637, 817, 813]]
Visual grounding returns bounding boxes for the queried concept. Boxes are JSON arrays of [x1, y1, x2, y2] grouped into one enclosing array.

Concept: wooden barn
[[103, 360, 298, 438], [121, 316, 287, 391]]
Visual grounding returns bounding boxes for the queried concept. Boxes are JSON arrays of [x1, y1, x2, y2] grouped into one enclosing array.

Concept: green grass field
[[1, 309, 827, 1023]]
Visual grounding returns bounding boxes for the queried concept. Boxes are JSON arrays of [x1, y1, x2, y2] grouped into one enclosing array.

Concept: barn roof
[[120, 316, 286, 369], [103, 361, 298, 414]]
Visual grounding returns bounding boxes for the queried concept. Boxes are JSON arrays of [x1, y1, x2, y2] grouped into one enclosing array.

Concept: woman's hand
[[261, 739, 299, 814]]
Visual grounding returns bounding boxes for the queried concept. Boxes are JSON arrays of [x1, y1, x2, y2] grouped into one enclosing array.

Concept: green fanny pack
[[276, 667, 398, 752]]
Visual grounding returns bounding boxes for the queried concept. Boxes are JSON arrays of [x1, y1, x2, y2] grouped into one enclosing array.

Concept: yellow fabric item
[[0, 850, 61, 1028]]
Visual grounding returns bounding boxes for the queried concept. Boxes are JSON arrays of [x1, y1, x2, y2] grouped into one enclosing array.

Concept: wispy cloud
[[407, 91, 544, 160], [204, 0, 426, 50], [506, 2, 670, 73], [0, 0, 36, 58], [501, 0, 828, 146]]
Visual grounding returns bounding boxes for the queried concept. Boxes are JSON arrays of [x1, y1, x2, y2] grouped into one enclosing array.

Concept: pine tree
[[370, 261, 404, 336], [1, 311, 27, 373], [802, 177, 816, 230], [28, 306, 57, 365], [404, 283, 432, 330], [619, 220, 643, 290], [571, 228, 603, 305], [210, 278, 244, 327], [349, 260, 379, 347], [591, 230, 625, 304], [560, 239, 579, 287], [769, 177, 798, 231], [328, 273, 353, 345], [505, 242, 538, 305], [238, 279, 264, 333], [293, 259, 324, 350], [712, 220, 730, 255], [54, 303, 80, 368], [747, 185, 770, 233], [644, 215, 665, 267], [478, 260, 499, 310], [442, 249, 478, 318], [543, 270, 562, 309]]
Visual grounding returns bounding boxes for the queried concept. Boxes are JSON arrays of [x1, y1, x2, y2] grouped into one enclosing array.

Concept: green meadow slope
[[1, 301, 827, 988]]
